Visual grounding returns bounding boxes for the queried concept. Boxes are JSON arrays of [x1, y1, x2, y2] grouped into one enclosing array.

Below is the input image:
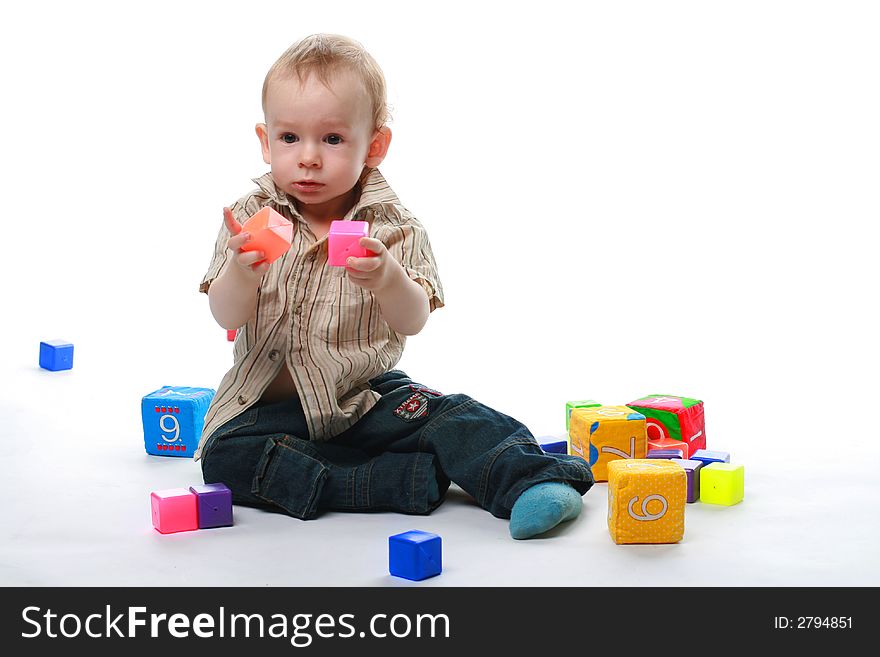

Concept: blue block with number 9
[[142, 386, 215, 458]]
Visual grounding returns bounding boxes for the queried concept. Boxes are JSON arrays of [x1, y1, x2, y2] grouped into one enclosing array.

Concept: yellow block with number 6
[[607, 459, 686, 544]]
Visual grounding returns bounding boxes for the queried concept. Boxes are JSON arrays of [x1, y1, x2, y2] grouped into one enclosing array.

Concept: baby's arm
[[207, 207, 270, 330], [345, 237, 430, 336]]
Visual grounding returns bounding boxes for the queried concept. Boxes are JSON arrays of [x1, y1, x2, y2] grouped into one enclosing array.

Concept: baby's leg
[[351, 371, 595, 538], [200, 400, 442, 519]]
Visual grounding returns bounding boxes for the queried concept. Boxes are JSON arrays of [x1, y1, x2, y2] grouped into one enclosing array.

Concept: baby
[[196, 34, 594, 539]]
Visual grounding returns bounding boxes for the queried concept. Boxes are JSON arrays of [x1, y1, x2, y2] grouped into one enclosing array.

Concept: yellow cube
[[569, 406, 647, 482], [607, 459, 686, 544], [699, 463, 744, 505], [565, 399, 600, 430]]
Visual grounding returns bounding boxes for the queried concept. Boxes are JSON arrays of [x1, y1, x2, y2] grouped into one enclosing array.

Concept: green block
[[635, 407, 683, 441], [700, 463, 744, 505], [565, 399, 601, 430]]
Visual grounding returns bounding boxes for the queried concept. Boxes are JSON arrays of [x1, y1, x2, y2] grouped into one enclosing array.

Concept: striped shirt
[[194, 168, 444, 460]]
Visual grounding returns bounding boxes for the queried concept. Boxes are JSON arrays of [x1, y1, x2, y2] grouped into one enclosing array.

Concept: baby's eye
[[325, 134, 343, 145], [281, 133, 298, 144]]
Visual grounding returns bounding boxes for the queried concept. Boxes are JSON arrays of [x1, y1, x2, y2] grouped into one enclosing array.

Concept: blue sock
[[509, 482, 582, 539]]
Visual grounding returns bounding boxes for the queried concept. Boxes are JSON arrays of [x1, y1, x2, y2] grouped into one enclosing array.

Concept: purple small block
[[671, 458, 704, 503], [691, 449, 731, 466], [189, 483, 233, 529], [647, 448, 684, 460]]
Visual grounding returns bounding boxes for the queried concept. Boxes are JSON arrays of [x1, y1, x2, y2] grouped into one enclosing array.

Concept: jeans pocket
[[251, 437, 328, 519], [199, 406, 261, 462]]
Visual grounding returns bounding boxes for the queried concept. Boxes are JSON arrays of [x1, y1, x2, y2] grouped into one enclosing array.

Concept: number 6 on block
[[607, 459, 686, 544]]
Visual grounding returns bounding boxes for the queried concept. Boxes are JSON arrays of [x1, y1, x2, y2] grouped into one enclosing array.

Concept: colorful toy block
[[699, 463, 744, 506], [691, 449, 730, 466], [569, 406, 647, 482], [537, 436, 568, 454], [648, 448, 684, 460], [627, 395, 706, 452], [142, 386, 215, 457], [227, 329, 237, 342], [389, 530, 442, 581], [565, 399, 601, 431], [39, 340, 74, 371], [328, 220, 371, 266], [670, 459, 704, 503], [189, 483, 233, 529], [151, 488, 198, 534], [648, 436, 694, 459], [607, 459, 686, 544], [240, 207, 293, 265]]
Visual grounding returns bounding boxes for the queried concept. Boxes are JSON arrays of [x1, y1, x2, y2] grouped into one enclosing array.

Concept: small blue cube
[[389, 530, 442, 581], [691, 449, 731, 466], [39, 340, 74, 371], [537, 437, 568, 454]]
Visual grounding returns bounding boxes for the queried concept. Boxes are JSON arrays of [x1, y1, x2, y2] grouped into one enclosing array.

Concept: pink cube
[[150, 488, 198, 534], [328, 220, 370, 266], [240, 207, 293, 265]]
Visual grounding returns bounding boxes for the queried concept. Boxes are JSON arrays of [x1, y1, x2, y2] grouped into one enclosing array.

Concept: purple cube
[[691, 449, 730, 466], [670, 458, 704, 503], [189, 483, 233, 529], [647, 448, 684, 460]]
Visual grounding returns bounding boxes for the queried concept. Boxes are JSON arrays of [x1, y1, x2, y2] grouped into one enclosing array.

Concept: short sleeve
[[375, 207, 445, 312], [199, 198, 261, 294]]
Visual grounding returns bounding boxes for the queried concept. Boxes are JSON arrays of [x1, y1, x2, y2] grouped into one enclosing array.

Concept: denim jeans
[[200, 370, 594, 520]]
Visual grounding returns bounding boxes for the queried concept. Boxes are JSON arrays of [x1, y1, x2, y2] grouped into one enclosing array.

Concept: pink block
[[151, 488, 198, 534], [227, 329, 237, 342], [328, 220, 370, 266], [648, 437, 693, 459], [240, 207, 293, 265]]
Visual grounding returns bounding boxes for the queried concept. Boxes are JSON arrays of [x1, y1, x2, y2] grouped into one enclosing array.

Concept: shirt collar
[[251, 168, 401, 220]]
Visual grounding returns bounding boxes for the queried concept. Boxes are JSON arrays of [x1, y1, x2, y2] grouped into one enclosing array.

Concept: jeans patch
[[409, 384, 443, 397], [394, 392, 430, 421]]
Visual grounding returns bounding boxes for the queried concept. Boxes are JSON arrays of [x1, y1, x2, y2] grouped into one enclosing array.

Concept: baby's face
[[258, 70, 378, 218]]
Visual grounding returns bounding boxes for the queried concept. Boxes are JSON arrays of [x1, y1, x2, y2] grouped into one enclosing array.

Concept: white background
[[1, 0, 878, 587]]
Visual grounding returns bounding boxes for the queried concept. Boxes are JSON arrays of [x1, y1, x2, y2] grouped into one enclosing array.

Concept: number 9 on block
[[141, 386, 215, 457]]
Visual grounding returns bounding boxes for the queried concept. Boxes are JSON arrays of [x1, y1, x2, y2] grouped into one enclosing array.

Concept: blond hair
[[261, 34, 390, 131]]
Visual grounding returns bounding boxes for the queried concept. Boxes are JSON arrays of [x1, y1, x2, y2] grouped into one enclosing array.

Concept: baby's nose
[[299, 143, 321, 167]]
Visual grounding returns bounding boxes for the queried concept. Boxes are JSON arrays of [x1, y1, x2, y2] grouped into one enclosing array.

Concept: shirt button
[[294, 306, 302, 316], [269, 350, 280, 361], [237, 395, 248, 405], [308, 252, 317, 262]]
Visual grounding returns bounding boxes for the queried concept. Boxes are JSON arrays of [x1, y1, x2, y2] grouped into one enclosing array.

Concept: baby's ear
[[255, 123, 271, 165], [365, 126, 392, 168]]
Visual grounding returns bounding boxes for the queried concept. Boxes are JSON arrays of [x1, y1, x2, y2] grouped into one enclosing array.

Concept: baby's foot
[[509, 482, 582, 539]]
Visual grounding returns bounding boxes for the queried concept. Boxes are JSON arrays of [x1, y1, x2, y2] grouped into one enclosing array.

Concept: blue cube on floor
[[537, 436, 568, 454], [39, 340, 74, 371], [142, 386, 215, 457], [691, 449, 731, 466], [389, 530, 442, 581], [189, 483, 233, 528]]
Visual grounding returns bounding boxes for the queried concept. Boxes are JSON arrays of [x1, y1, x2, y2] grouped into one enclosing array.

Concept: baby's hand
[[223, 207, 270, 278], [344, 237, 398, 292]]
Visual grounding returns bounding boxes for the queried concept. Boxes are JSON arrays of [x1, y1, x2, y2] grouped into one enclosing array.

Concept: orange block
[[240, 207, 293, 265], [607, 459, 686, 544]]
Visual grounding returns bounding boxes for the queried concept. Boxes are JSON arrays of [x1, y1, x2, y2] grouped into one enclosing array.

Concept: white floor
[[3, 330, 877, 587]]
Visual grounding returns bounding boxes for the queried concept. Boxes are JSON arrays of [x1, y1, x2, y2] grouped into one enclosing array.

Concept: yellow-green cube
[[699, 463, 744, 505], [565, 399, 600, 430]]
